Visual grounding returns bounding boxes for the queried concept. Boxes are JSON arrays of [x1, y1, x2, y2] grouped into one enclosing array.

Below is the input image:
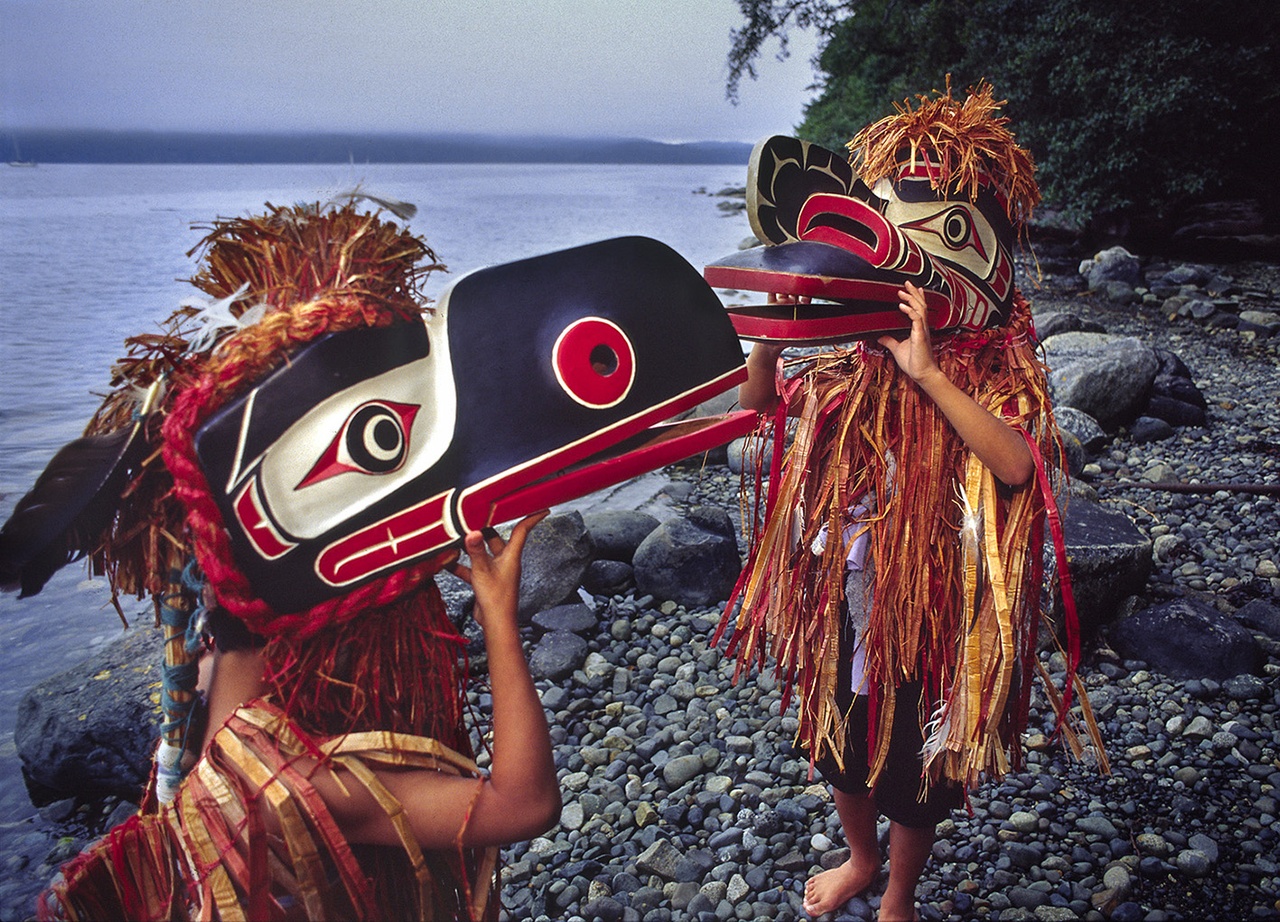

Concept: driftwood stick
[[1115, 481, 1280, 497]]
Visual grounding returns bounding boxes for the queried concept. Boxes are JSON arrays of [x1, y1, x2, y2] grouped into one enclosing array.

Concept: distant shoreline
[[2, 130, 752, 166]]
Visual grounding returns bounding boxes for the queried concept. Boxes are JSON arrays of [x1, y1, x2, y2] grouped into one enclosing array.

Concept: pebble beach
[[1, 257, 1277, 922], [481, 258, 1280, 922]]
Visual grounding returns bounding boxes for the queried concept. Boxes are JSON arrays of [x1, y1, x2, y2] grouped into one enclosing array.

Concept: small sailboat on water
[[8, 137, 37, 167]]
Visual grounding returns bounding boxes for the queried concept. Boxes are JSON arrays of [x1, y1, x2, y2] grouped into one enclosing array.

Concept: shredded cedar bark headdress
[[848, 77, 1040, 228], [721, 82, 1106, 793], [82, 200, 443, 615]]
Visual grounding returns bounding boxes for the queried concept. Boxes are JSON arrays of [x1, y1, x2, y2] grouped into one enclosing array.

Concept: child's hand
[[448, 510, 548, 632], [878, 281, 941, 384]]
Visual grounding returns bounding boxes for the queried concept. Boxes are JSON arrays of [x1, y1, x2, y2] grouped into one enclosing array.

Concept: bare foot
[[802, 857, 876, 916]]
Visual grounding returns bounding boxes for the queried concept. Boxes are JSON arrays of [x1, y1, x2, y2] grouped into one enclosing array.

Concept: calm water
[[0, 161, 751, 906]]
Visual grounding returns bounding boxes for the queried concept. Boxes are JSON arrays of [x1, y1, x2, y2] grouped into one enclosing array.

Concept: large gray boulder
[[726, 433, 775, 476], [528, 631, 590, 681], [582, 509, 660, 562], [1235, 599, 1280, 641], [729, 418, 794, 476], [1146, 395, 1207, 428], [1041, 332, 1160, 431], [1031, 311, 1107, 340], [1051, 497, 1152, 637], [1079, 246, 1141, 290], [1110, 597, 1264, 680], [531, 602, 598, 635], [16, 624, 162, 801], [1146, 347, 1208, 428], [1154, 264, 1210, 291], [633, 506, 741, 607], [582, 559, 634, 596], [1054, 406, 1108, 453], [1056, 428, 1086, 478], [515, 511, 593, 623]]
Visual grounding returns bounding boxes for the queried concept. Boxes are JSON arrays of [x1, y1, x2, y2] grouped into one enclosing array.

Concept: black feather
[[0, 425, 147, 597]]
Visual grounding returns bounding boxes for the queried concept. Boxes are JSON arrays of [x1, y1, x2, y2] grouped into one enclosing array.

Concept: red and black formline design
[[194, 236, 754, 614], [707, 136, 1022, 346]]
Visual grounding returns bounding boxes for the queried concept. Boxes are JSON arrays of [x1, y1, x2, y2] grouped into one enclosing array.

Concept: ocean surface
[[0, 161, 753, 907]]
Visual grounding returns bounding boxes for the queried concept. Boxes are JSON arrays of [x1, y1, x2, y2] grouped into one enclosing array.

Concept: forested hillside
[[727, 0, 1280, 244]]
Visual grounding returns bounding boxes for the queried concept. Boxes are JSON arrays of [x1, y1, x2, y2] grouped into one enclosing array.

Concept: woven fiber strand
[[849, 78, 1040, 228]]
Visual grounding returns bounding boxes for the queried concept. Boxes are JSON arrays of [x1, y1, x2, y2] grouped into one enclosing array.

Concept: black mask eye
[[298, 400, 420, 488], [942, 207, 973, 248], [347, 404, 407, 472]]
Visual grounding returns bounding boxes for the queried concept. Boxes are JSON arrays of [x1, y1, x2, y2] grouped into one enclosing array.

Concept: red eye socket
[[552, 317, 636, 409], [297, 400, 420, 489]]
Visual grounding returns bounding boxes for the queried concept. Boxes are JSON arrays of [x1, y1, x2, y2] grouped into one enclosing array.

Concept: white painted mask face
[[229, 317, 455, 547], [881, 160, 1016, 331]]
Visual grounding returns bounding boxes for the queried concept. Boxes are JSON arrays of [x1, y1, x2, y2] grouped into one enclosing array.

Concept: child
[[26, 203, 560, 922], [198, 513, 560, 852], [739, 283, 1032, 920], [724, 84, 1097, 921]]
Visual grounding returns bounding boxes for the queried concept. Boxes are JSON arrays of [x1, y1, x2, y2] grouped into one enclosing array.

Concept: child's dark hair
[[205, 605, 265, 652]]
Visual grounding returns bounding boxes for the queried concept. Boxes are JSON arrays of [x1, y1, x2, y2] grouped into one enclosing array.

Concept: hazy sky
[[2, 0, 822, 142]]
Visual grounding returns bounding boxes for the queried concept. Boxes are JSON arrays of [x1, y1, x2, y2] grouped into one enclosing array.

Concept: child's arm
[[738, 293, 800, 413], [313, 511, 561, 848], [442, 511, 561, 843], [739, 340, 785, 413], [878, 282, 1034, 487]]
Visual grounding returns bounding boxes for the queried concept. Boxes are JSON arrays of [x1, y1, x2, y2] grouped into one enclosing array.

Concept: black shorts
[[808, 612, 962, 829]]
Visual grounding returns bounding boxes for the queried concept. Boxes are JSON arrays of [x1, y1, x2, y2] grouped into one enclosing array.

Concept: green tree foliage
[[727, 1, 852, 104], [729, 0, 1280, 225]]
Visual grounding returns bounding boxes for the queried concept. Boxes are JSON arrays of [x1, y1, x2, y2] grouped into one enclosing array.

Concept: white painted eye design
[[297, 400, 420, 488], [894, 200, 990, 257], [912, 204, 989, 261], [552, 317, 636, 409]]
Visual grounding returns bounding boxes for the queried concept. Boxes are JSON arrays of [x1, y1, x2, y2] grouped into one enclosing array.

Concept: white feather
[[956, 479, 980, 555], [181, 282, 265, 354], [920, 697, 952, 766], [324, 189, 418, 221]]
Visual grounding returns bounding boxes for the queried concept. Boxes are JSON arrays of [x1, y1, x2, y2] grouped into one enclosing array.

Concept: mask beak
[[706, 137, 1019, 345]]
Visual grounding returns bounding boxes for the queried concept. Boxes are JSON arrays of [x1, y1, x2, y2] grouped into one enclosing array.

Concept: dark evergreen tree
[[728, 0, 1280, 229]]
